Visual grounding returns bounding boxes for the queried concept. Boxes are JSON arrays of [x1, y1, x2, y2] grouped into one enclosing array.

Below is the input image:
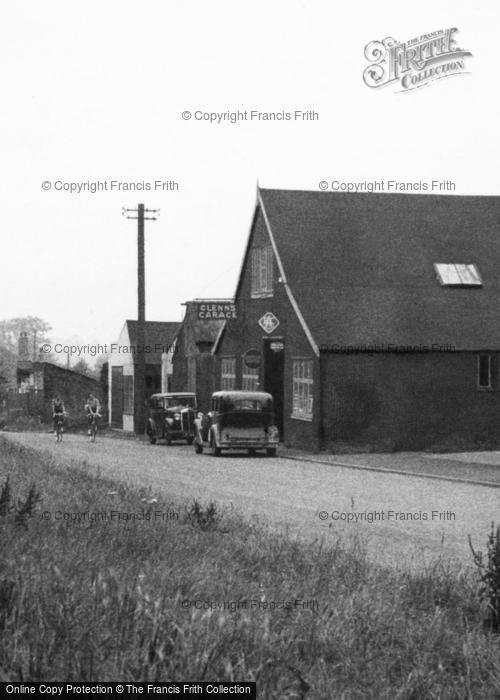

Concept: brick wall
[[195, 353, 217, 414], [171, 325, 188, 394], [36, 362, 105, 428], [320, 351, 500, 450]]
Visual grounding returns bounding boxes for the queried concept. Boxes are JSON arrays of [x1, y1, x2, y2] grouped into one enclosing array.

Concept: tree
[[0, 317, 52, 357], [0, 345, 18, 390], [72, 359, 93, 377]]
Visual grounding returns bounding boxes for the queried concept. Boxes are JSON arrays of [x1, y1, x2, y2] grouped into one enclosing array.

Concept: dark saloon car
[[193, 390, 279, 456], [146, 392, 197, 445]]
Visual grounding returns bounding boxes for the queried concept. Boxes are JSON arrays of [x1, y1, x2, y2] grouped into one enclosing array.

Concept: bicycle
[[88, 412, 100, 442], [54, 413, 65, 442]]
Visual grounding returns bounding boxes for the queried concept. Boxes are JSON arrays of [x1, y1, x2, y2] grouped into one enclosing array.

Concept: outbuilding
[[9, 332, 103, 427], [108, 320, 179, 431]]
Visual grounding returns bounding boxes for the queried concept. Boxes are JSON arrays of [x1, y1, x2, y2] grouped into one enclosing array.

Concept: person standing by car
[[84, 393, 101, 435]]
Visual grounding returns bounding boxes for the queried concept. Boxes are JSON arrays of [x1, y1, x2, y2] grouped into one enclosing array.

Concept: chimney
[[18, 332, 30, 362]]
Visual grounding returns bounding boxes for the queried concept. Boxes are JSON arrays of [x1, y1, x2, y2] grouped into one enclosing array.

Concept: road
[[4, 431, 500, 569]]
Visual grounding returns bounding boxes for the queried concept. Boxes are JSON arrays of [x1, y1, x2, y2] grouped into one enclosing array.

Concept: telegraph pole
[[123, 204, 159, 435]]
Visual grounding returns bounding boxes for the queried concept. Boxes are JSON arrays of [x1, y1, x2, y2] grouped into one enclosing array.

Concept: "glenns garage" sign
[[196, 302, 237, 320]]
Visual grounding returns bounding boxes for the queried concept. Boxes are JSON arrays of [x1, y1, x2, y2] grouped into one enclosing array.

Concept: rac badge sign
[[258, 312, 280, 334]]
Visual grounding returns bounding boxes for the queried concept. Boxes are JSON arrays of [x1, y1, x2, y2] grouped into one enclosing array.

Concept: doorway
[[263, 338, 284, 438], [111, 366, 123, 428]]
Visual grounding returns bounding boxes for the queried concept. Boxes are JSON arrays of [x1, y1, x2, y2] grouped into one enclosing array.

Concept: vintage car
[[193, 390, 279, 456], [146, 392, 197, 445]]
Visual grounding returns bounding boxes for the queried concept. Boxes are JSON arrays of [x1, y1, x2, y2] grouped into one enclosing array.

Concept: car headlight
[[166, 417, 174, 426], [174, 412, 181, 421]]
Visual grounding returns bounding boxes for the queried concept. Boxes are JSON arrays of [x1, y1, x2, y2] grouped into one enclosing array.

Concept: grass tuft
[[469, 523, 500, 633], [185, 500, 222, 532]]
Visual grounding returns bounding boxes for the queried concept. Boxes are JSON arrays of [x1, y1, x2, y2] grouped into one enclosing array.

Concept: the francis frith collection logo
[[363, 28, 472, 92]]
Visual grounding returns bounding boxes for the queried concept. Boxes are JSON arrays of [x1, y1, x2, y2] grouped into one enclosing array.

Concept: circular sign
[[243, 349, 262, 369]]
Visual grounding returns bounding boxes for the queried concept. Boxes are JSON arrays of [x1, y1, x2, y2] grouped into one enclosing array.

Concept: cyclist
[[52, 395, 66, 436], [85, 393, 101, 437]]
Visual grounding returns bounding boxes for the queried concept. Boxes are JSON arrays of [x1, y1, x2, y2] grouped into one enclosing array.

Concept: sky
[[1, 0, 498, 359]]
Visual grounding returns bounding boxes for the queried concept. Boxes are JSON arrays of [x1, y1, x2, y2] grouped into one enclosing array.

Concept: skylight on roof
[[434, 263, 482, 287]]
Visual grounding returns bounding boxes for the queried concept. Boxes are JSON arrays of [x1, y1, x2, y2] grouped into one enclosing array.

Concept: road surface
[[4, 431, 499, 570]]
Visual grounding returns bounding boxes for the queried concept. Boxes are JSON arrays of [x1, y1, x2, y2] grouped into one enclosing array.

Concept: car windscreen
[[165, 396, 196, 408], [219, 398, 274, 427], [223, 399, 272, 412]]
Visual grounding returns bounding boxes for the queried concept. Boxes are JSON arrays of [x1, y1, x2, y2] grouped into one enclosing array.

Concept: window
[[292, 359, 314, 420], [434, 263, 482, 286], [478, 354, 492, 389], [225, 398, 272, 412], [242, 365, 259, 391], [123, 375, 134, 413], [251, 246, 274, 296], [221, 357, 236, 390], [196, 341, 213, 353]]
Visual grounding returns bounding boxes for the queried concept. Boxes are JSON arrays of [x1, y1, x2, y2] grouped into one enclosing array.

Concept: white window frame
[[292, 358, 314, 421], [242, 365, 259, 391], [251, 246, 273, 297], [221, 357, 236, 391], [434, 263, 482, 287]]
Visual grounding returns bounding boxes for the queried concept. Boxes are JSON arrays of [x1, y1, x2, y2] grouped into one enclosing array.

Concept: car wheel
[[266, 448, 277, 457], [187, 436, 194, 445], [165, 436, 172, 446], [248, 448, 256, 456], [195, 442, 203, 454]]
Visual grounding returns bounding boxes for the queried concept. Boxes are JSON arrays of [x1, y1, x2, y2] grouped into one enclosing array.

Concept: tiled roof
[[126, 321, 180, 363], [259, 189, 500, 349]]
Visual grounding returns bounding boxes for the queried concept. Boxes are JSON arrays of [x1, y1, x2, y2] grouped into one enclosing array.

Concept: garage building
[[213, 187, 500, 452]]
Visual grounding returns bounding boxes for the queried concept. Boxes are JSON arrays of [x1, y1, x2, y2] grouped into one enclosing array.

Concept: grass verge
[[0, 436, 499, 698]]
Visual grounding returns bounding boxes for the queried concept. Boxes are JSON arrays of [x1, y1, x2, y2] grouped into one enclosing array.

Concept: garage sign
[[197, 302, 237, 320]]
